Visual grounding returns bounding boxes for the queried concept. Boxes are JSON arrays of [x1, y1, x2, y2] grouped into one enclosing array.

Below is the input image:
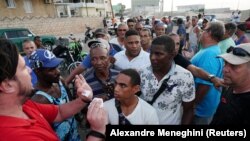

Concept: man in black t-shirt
[[211, 43, 250, 125]]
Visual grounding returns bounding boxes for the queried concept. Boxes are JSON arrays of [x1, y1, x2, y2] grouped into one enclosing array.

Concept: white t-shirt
[[109, 37, 125, 49], [114, 49, 150, 70], [104, 97, 159, 125]]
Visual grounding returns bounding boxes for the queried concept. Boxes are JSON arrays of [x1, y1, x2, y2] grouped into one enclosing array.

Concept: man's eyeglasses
[[226, 46, 250, 57], [89, 43, 107, 49]]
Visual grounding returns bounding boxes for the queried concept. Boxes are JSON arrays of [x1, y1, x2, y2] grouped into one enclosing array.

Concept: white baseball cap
[[217, 43, 250, 65]]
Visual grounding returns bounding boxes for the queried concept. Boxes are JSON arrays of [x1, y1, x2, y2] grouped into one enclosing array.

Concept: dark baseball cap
[[94, 28, 108, 36]]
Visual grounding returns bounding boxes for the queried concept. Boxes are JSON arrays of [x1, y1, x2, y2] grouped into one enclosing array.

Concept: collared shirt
[[0, 100, 59, 141], [191, 45, 223, 117], [84, 68, 119, 100], [114, 49, 150, 70], [139, 63, 195, 124]]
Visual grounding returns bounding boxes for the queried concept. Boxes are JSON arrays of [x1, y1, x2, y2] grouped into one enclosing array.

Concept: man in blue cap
[[29, 49, 81, 141]]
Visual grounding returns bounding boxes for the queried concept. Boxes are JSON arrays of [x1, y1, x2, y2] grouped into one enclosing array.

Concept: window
[[6, 0, 16, 8], [23, 0, 33, 13], [5, 30, 32, 39], [18, 30, 32, 37], [5, 31, 18, 38]]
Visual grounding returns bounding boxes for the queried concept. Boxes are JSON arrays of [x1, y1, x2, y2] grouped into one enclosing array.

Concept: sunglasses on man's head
[[226, 46, 250, 57], [95, 34, 105, 38], [90, 43, 107, 49]]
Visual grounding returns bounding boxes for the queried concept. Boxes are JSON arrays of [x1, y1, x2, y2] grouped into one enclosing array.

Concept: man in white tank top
[[189, 16, 201, 53]]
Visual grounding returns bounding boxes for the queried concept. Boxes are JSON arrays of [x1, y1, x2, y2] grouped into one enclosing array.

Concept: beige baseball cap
[[217, 43, 250, 65]]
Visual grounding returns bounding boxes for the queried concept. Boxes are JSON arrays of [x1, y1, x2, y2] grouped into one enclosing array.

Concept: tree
[[118, 3, 125, 17]]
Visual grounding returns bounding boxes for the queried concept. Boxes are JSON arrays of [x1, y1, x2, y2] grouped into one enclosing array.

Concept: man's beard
[[16, 78, 33, 103]]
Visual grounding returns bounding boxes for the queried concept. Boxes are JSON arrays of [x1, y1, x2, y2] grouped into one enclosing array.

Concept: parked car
[[246, 17, 250, 32], [0, 27, 56, 54], [204, 15, 217, 22]]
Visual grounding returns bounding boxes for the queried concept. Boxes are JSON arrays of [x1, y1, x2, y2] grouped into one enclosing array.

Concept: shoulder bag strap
[[115, 100, 132, 125], [148, 75, 171, 105]]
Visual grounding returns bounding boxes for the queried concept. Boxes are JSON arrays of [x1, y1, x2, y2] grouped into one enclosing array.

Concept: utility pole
[[160, 0, 163, 15], [171, 0, 173, 16], [237, 0, 240, 10], [85, 0, 88, 17], [110, 0, 115, 19]]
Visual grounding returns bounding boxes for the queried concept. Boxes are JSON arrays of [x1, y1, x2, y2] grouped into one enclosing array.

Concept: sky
[[111, 0, 250, 11]]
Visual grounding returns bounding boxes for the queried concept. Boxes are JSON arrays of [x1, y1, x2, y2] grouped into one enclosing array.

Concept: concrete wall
[[0, 17, 103, 36]]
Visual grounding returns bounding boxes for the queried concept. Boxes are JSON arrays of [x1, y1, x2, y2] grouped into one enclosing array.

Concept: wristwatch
[[208, 74, 215, 81]]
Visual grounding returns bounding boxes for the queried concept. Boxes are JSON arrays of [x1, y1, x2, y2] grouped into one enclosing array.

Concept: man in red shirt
[[0, 39, 107, 141]]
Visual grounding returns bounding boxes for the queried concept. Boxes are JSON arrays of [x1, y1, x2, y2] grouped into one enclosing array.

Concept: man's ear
[[33, 68, 41, 76], [109, 56, 116, 64], [0, 80, 16, 94], [133, 85, 140, 95]]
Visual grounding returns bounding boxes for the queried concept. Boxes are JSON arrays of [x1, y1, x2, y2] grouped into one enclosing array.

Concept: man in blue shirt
[[22, 39, 38, 86], [191, 22, 224, 125]]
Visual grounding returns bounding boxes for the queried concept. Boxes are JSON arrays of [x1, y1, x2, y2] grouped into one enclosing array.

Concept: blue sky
[[111, 0, 250, 11]]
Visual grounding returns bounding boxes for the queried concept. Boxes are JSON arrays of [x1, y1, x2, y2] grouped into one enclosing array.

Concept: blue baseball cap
[[29, 49, 63, 69]]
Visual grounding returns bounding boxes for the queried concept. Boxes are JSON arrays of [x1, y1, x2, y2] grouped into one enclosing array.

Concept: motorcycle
[[84, 25, 94, 43], [53, 36, 87, 75]]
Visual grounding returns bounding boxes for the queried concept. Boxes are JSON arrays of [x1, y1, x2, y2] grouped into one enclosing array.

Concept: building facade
[[0, 0, 55, 18], [131, 0, 160, 16], [0, 0, 113, 18], [177, 4, 205, 13]]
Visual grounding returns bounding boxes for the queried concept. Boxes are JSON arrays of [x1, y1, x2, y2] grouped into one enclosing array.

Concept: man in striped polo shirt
[[84, 40, 120, 101]]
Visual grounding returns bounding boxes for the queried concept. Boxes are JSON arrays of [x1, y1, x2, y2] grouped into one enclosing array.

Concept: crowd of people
[[1, 13, 250, 141]]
